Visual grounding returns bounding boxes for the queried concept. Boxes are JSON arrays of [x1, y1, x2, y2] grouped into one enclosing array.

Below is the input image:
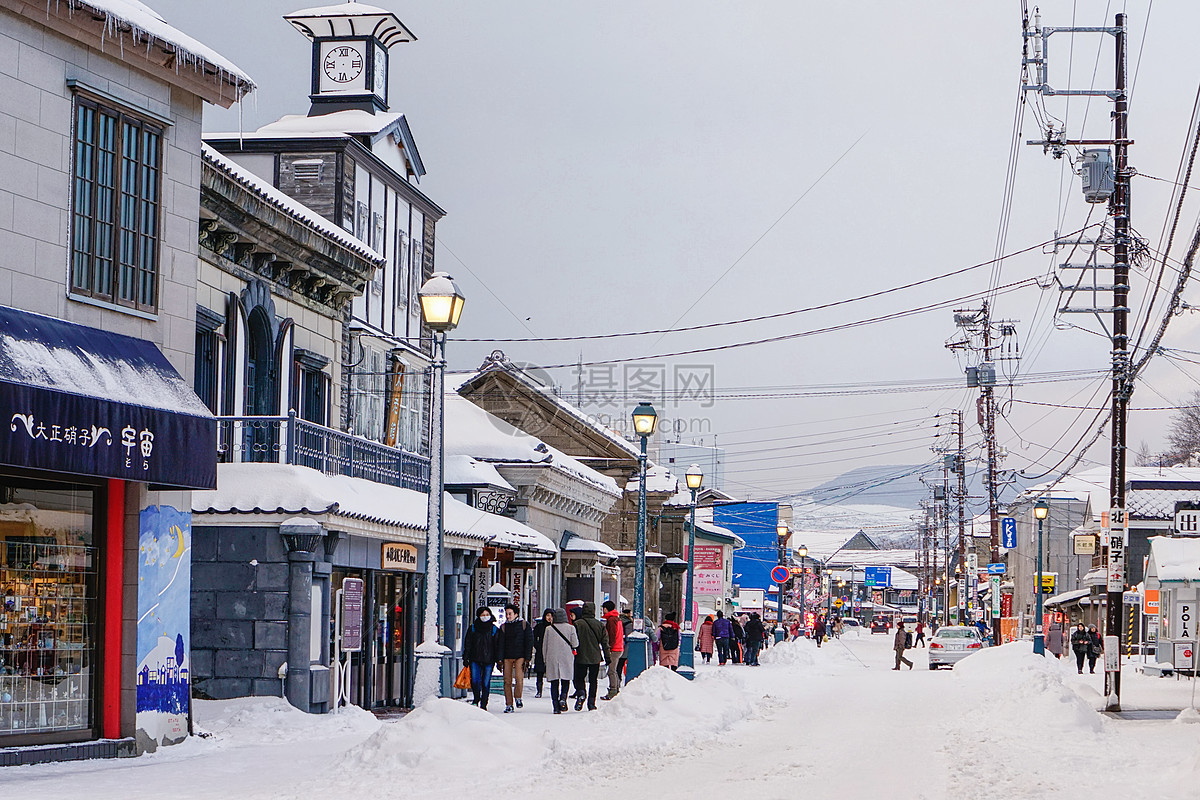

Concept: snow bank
[[952, 642, 1102, 733], [194, 697, 379, 745], [343, 698, 548, 772], [759, 640, 818, 667], [759, 639, 866, 672]]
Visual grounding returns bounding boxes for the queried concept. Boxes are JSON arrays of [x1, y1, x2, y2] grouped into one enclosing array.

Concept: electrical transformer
[[1080, 148, 1115, 203]]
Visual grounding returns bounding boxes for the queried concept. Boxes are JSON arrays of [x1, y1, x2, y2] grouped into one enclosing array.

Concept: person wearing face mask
[[463, 607, 499, 709]]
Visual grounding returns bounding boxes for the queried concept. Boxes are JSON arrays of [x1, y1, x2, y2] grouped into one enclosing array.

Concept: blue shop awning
[[0, 306, 216, 489]]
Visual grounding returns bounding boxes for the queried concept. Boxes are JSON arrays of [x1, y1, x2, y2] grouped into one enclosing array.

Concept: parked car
[[841, 618, 861, 630], [928, 626, 986, 669], [870, 615, 890, 634]]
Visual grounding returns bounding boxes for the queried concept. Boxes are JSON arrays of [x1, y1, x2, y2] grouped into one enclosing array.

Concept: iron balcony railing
[[216, 412, 431, 494]]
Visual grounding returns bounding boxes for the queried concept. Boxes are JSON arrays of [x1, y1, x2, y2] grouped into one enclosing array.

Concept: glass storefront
[[0, 481, 97, 742]]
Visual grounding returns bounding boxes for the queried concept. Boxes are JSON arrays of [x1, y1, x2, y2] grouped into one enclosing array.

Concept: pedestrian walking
[[618, 608, 634, 677], [601, 600, 625, 699], [914, 620, 926, 648], [730, 614, 746, 664], [712, 610, 733, 665], [497, 604, 533, 713], [698, 615, 715, 663], [832, 617, 843, 639], [540, 608, 579, 714], [658, 612, 682, 670], [570, 602, 609, 711], [893, 622, 913, 670], [1070, 623, 1089, 673], [532, 609, 554, 698], [462, 607, 499, 709], [744, 612, 765, 666], [1086, 624, 1104, 674], [812, 615, 826, 648]]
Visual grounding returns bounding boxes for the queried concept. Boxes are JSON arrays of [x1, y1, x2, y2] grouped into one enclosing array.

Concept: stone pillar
[[280, 518, 324, 713]]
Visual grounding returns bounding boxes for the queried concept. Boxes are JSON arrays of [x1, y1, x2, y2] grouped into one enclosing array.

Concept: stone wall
[[190, 525, 291, 699]]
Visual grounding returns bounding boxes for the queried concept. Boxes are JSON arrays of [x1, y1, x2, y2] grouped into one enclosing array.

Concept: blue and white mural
[[136, 505, 191, 748]]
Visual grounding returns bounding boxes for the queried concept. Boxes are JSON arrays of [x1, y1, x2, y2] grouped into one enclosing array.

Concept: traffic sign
[[863, 566, 892, 588], [1001, 517, 1017, 549], [771, 565, 791, 584], [986, 563, 1006, 575]]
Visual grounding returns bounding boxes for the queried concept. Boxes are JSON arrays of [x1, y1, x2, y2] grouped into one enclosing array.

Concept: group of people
[[1069, 623, 1105, 674], [694, 610, 772, 666], [461, 600, 687, 714]]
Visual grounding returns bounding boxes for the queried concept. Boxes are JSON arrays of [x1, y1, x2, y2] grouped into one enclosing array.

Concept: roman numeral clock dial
[[323, 45, 363, 83]]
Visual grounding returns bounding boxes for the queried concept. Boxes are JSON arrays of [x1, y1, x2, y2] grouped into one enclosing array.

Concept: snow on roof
[[1045, 588, 1091, 606], [201, 144, 381, 262], [444, 394, 618, 495], [443, 455, 514, 491], [625, 464, 679, 494], [284, 3, 417, 46], [824, 549, 920, 569], [692, 519, 745, 548], [71, 0, 254, 97], [1021, 467, 1200, 519], [464, 353, 641, 459], [560, 534, 618, 560], [192, 463, 556, 555], [1147, 536, 1200, 585], [253, 110, 400, 138]]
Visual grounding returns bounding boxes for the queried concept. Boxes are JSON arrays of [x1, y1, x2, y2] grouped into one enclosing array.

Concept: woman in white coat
[[541, 608, 579, 714]]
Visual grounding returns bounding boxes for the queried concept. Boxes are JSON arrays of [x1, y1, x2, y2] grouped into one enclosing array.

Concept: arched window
[[245, 307, 275, 416]]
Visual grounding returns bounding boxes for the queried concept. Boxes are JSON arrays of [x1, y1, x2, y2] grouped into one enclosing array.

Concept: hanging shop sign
[[1074, 534, 1097, 556], [381, 542, 419, 571]]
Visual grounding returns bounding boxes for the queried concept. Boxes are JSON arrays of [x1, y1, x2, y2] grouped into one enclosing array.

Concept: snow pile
[[342, 698, 548, 772], [1175, 707, 1200, 724], [194, 697, 379, 745], [759, 640, 818, 668], [952, 642, 1102, 734]]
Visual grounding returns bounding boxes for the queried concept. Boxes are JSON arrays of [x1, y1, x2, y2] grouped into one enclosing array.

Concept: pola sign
[[1174, 600, 1194, 641]]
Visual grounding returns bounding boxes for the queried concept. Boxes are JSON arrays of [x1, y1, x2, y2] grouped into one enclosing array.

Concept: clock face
[[373, 44, 387, 100], [323, 45, 364, 84]]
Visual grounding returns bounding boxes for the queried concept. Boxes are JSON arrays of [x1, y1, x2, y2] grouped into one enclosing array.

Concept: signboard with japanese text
[[341, 578, 365, 652], [1174, 642, 1194, 671], [1107, 530, 1126, 591], [1074, 534, 1096, 556], [990, 576, 1001, 619], [693, 570, 723, 595], [381, 542, 419, 571], [863, 566, 891, 588], [1143, 589, 1160, 616], [1001, 517, 1017, 549], [691, 545, 724, 571]]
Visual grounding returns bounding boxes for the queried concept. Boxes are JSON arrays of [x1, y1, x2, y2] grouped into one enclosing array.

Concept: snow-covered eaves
[[47, 0, 254, 104], [1045, 588, 1091, 607], [284, 2, 416, 47], [625, 464, 679, 495], [444, 455, 514, 492], [560, 532, 618, 562], [1147, 536, 1200, 585], [691, 519, 745, 549], [201, 144, 382, 263], [249, 111, 425, 180], [192, 463, 556, 555], [444, 394, 619, 495]]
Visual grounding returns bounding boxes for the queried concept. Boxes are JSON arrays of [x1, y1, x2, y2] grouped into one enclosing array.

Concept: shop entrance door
[[373, 572, 420, 708]]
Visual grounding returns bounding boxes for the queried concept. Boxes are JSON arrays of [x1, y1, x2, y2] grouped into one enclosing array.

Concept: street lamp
[[1033, 499, 1049, 656], [412, 272, 465, 706], [796, 544, 808, 633], [678, 464, 703, 680], [775, 523, 789, 643], [626, 401, 658, 681]]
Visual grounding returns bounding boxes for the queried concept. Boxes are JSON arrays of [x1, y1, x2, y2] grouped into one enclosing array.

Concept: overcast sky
[[153, 0, 1200, 503]]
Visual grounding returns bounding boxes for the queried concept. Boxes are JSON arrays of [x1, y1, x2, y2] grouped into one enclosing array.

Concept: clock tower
[[285, 1, 416, 116]]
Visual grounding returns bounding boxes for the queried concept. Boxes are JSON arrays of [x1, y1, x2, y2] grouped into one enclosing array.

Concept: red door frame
[[103, 479, 124, 739]]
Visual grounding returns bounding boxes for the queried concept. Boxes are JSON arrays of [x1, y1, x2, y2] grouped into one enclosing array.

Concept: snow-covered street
[[3, 634, 1197, 800]]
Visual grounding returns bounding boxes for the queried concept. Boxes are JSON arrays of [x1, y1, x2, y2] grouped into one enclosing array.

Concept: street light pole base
[[625, 632, 651, 682], [774, 628, 785, 644], [1032, 634, 1045, 656], [678, 630, 696, 680], [413, 644, 450, 707]]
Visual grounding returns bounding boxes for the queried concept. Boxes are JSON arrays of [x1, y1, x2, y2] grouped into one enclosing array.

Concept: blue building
[[715, 503, 784, 596]]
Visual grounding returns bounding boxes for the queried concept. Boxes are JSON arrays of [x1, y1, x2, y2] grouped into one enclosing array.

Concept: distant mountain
[[805, 464, 932, 509], [803, 463, 1035, 511]]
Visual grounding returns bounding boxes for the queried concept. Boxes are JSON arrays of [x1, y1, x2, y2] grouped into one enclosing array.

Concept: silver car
[[927, 626, 986, 669]]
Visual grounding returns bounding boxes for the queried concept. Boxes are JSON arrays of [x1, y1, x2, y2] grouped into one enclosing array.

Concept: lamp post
[[1033, 499, 1049, 656], [678, 464, 703, 680], [775, 523, 789, 643], [796, 544, 808, 636], [412, 272, 465, 706], [625, 401, 658, 681]]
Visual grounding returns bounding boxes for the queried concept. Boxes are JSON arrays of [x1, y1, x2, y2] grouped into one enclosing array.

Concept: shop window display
[[0, 483, 96, 739]]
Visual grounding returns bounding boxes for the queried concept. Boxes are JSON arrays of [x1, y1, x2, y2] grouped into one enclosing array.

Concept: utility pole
[[1024, 11, 1130, 711], [981, 302, 1002, 646], [955, 410, 968, 624]]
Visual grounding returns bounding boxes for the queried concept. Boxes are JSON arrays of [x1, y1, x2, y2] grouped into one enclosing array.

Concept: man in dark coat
[[462, 607, 499, 708], [744, 613, 765, 666], [571, 602, 610, 711], [893, 622, 913, 670], [712, 610, 733, 665], [496, 603, 534, 712]]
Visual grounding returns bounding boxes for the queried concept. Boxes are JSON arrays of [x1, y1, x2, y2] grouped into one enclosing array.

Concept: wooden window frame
[[69, 94, 164, 314]]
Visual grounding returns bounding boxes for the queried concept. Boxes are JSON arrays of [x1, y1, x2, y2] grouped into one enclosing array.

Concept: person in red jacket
[[601, 600, 624, 700]]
